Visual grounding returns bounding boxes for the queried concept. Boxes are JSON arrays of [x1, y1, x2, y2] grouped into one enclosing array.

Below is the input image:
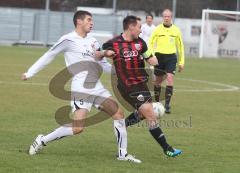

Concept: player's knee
[[118, 108, 124, 116], [101, 98, 119, 116], [117, 108, 125, 118], [143, 105, 153, 114], [113, 108, 124, 119], [110, 101, 119, 115], [139, 103, 156, 120]]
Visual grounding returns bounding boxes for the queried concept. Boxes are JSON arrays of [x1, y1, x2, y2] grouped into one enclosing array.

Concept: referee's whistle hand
[[21, 73, 27, 81], [178, 65, 184, 72]]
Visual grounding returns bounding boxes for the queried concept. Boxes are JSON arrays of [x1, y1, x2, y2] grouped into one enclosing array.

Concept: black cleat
[[165, 105, 171, 114]]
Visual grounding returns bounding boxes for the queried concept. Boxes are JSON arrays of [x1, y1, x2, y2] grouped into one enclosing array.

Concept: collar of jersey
[[163, 24, 172, 28]]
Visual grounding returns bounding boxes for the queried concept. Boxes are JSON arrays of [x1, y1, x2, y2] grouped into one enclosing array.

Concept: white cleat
[[117, 154, 142, 163], [29, 134, 45, 155]]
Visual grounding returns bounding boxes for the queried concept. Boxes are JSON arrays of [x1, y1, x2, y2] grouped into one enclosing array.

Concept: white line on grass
[[0, 78, 239, 93], [0, 63, 63, 70], [175, 78, 239, 92], [0, 81, 49, 86]]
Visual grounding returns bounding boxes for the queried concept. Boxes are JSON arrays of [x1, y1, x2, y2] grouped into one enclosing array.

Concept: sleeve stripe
[[51, 39, 74, 51]]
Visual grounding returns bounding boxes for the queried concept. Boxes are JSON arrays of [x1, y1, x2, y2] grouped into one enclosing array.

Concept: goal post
[[199, 9, 240, 58]]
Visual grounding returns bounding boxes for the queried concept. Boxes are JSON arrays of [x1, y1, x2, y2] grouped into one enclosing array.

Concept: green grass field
[[0, 46, 240, 173]]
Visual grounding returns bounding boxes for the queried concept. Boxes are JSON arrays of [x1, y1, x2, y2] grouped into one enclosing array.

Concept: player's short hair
[[146, 14, 153, 19], [123, 15, 141, 30], [73, 10, 92, 27], [162, 9, 172, 16]]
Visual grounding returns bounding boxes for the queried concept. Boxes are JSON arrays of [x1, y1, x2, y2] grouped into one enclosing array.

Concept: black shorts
[[154, 53, 177, 76], [117, 82, 152, 110]]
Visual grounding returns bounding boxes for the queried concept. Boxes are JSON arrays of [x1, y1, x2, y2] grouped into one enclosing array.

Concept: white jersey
[[140, 23, 156, 44], [25, 31, 112, 80], [24, 31, 112, 111]]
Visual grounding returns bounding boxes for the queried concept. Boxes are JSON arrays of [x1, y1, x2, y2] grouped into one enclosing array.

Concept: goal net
[[199, 9, 240, 58]]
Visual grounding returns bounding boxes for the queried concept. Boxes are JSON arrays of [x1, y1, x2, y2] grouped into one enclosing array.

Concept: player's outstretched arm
[[95, 50, 116, 60], [104, 50, 116, 58], [21, 37, 68, 81], [21, 51, 58, 81]]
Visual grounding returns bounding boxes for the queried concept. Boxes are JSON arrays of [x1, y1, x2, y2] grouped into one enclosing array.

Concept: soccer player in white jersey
[[21, 10, 141, 163], [140, 14, 156, 79], [139, 14, 156, 44]]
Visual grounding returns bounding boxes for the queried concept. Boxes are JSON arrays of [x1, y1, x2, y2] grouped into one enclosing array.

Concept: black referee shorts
[[154, 53, 177, 76], [117, 82, 152, 110]]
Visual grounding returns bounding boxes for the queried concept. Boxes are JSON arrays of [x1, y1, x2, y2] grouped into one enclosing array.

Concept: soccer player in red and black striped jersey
[[102, 15, 182, 157]]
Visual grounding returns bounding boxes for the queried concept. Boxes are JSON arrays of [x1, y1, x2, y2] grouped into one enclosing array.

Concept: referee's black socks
[[165, 86, 173, 106], [154, 85, 161, 102]]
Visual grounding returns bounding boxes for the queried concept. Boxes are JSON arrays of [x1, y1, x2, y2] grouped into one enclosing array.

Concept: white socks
[[113, 119, 128, 157], [40, 120, 128, 158], [42, 125, 73, 144]]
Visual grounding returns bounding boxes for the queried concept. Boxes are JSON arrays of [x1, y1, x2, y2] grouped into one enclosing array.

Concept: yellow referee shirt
[[147, 23, 185, 65]]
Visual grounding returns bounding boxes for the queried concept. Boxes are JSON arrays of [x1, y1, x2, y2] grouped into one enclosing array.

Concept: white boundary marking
[[0, 77, 239, 93], [0, 81, 48, 86], [175, 77, 239, 92]]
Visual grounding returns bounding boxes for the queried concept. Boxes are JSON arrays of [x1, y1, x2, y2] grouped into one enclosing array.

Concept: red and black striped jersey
[[102, 34, 149, 87]]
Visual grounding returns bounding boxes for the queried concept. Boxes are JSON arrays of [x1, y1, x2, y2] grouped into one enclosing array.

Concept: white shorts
[[70, 79, 111, 112]]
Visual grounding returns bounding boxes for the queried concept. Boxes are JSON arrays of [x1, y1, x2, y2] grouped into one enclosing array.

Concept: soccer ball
[[152, 102, 165, 118]]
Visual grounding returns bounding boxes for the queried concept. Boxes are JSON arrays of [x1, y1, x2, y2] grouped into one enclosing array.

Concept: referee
[[148, 9, 185, 114]]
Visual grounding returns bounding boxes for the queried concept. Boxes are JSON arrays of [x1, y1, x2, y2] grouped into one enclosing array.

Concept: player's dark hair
[[146, 14, 153, 19], [73, 10, 92, 27], [123, 15, 141, 31]]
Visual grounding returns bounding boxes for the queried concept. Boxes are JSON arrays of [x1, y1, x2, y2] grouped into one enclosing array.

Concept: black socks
[[165, 86, 173, 106], [154, 85, 161, 102], [125, 111, 142, 127], [149, 126, 170, 151]]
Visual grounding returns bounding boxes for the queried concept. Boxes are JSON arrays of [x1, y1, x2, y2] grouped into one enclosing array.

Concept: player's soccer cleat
[[165, 105, 171, 114], [29, 134, 46, 155], [164, 147, 182, 157], [117, 154, 142, 163]]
